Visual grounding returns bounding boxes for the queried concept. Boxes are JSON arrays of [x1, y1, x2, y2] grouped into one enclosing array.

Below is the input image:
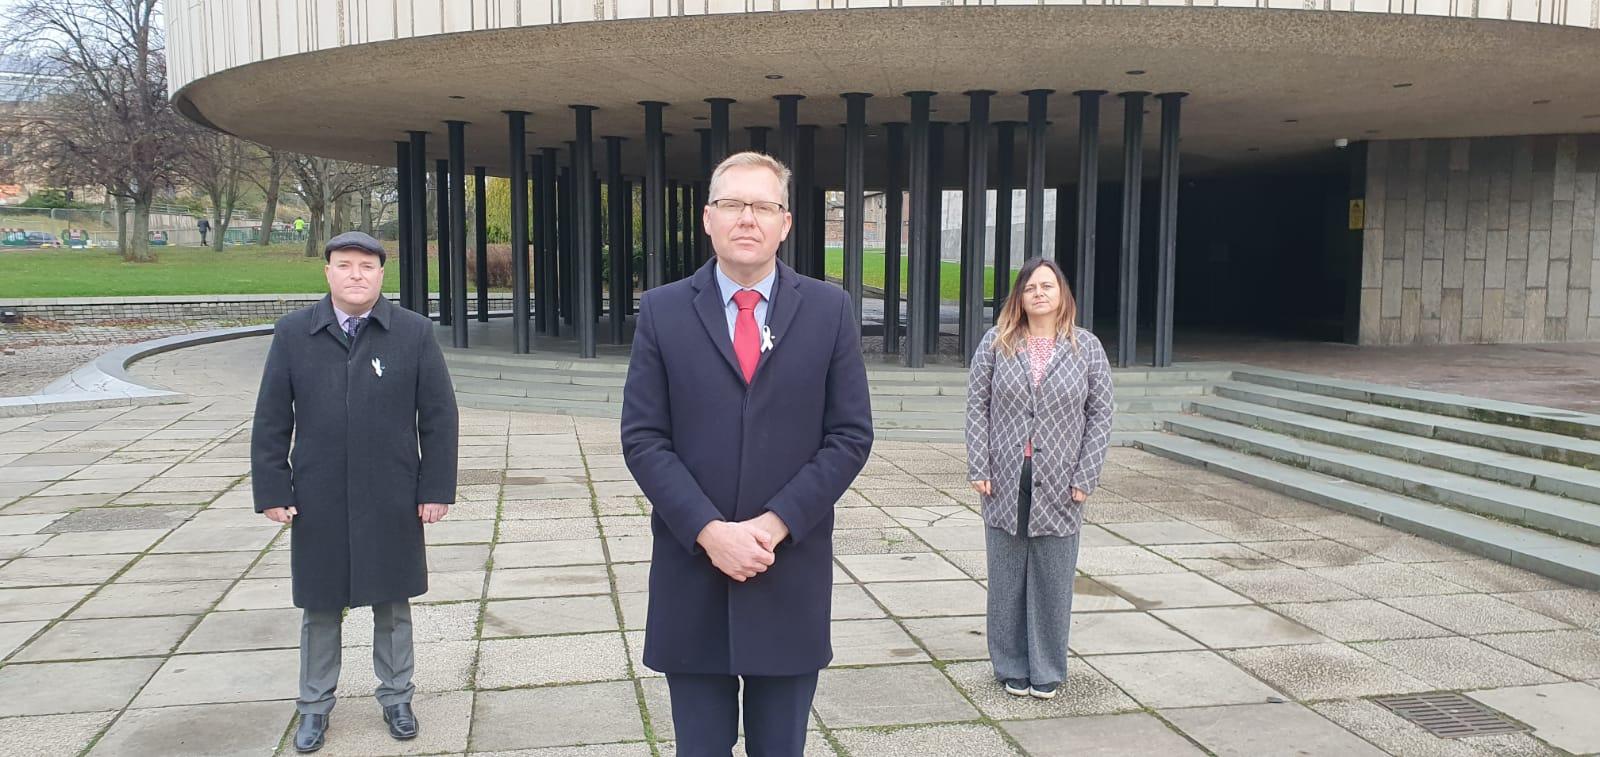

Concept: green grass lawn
[[824, 248, 1001, 302], [0, 244, 440, 298], [0, 242, 1005, 300]]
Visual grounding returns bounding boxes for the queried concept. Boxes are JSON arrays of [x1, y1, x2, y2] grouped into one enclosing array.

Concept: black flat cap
[[324, 231, 387, 265]]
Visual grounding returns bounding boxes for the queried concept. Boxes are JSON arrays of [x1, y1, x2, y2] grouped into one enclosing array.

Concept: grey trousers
[[986, 466, 1082, 685], [298, 600, 415, 715]]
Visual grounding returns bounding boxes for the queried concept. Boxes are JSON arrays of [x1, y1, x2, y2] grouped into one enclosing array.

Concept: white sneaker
[[1002, 679, 1030, 697], [1029, 682, 1059, 700]]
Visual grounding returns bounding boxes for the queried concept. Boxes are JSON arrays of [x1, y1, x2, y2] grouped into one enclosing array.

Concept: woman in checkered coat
[[966, 257, 1114, 700]]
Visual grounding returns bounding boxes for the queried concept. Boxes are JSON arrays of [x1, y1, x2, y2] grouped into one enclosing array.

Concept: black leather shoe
[[293, 713, 329, 753], [382, 703, 418, 740]]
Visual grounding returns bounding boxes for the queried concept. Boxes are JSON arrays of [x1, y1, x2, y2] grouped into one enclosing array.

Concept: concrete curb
[[1, 324, 274, 418]]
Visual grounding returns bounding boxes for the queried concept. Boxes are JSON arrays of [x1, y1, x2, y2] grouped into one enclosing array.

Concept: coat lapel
[[689, 260, 746, 385], [755, 261, 803, 377]]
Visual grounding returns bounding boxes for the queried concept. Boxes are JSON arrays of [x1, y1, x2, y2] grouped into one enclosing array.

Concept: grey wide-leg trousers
[[986, 459, 1083, 686]]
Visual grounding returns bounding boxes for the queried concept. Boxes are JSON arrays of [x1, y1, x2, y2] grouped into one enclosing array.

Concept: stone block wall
[[1359, 135, 1600, 345]]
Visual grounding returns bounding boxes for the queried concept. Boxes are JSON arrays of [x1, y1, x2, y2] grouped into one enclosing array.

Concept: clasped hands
[[262, 504, 450, 524], [696, 511, 790, 582]]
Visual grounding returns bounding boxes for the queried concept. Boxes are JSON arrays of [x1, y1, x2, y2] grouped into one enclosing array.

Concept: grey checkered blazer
[[965, 326, 1114, 537]]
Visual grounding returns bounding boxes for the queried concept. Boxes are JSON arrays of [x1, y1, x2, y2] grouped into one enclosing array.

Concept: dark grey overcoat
[[251, 295, 458, 610]]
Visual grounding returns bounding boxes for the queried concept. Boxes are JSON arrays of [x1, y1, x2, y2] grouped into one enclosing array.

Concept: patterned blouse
[[1024, 336, 1055, 457]]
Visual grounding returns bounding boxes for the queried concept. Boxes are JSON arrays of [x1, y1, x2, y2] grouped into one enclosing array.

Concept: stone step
[[1213, 381, 1600, 470], [1231, 367, 1600, 442], [1192, 396, 1600, 505], [1129, 432, 1600, 591], [1164, 415, 1600, 546]]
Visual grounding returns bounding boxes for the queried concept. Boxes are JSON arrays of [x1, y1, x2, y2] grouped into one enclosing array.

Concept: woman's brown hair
[[993, 257, 1078, 357]]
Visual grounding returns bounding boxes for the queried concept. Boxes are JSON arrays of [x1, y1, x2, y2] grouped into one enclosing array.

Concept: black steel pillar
[[667, 179, 680, 281], [707, 98, 733, 166], [1075, 90, 1104, 330], [1023, 89, 1052, 260], [607, 137, 627, 344], [747, 126, 769, 154], [540, 147, 561, 337], [571, 106, 597, 358], [1117, 91, 1147, 368], [407, 131, 429, 316], [435, 158, 451, 326], [904, 91, 933, 368], [505, 114, 530, 352], [697, 128, 712, 265], [622, 178, 635, 315], [592, 172, 603, 323], [961, 91, 992, 365], [842, 93, 869, 327], [994, 122, 1016, 322], [813, 186, 825, 278], [473, 166, 488, 323], [641, 102, 667, 290], [559, 161, 574, 325], [775, 95, 802, 267], [446, 122, 469, 346], [925, 121, 944, 357], [795, 125, 817, 277], [395, 141, 413, 312], [884, 122, 905, 355], [1153, 92, 1186, 367], [531, 153, 548, 336]]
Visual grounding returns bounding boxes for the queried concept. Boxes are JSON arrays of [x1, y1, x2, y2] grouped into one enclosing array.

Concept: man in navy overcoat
[[621, 152, 873, 756]]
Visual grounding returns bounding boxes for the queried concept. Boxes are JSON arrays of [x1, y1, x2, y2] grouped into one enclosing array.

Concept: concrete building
[[167, 0, 1600, 365]]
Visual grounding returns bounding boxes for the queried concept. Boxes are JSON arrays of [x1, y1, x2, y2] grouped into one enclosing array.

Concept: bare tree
[[288, 156, 390, 258], [246, 145, 288, 246], [4, 0, 185, 262], [177, 129, 252, 251]]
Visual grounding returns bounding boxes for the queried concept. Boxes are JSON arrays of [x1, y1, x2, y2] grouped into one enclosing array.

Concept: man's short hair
[[708, 152, 792, 208], [324, 231, 387, 266]]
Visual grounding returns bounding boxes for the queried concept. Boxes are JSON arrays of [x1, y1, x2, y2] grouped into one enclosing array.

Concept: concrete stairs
[[441, 350, 1230, 443], [1131, 367, 1600, 590]]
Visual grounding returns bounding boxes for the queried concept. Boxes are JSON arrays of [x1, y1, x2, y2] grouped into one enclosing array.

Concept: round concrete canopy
[[176, 5, 1600, 183]]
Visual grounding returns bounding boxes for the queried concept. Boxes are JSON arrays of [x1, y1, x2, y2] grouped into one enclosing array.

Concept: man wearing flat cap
[[251, 231, 458, 753]]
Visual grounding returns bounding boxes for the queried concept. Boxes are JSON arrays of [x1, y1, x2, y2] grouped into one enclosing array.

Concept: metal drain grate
[[1373, 693, 1528, 738]]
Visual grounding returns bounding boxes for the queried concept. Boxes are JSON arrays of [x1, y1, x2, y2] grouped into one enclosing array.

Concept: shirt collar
[[714, 262, 777, 306], [332, 303, 373, 326]]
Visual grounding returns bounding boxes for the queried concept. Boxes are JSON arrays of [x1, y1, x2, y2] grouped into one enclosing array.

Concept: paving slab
[[1267, 599, 1451, 642], [1095, 572, 1252, 610], [0, 585, 96, 622], [0, 711, 118, 757], [836, 552, 967, 583], [1353, 637, 1567, 689], [1474, 629, 1600, 679], [475, 632, 630, 688], [1001, 713, 1207, 757], [482, 595, 619, 638], [485, 565, 612, 599], [335, 640, 476, 696], [314, 690, 472, 756], [1085, 651, 1285, 709], [901, 615, 989, 661], [862, 580, 987, 617], [831, 723, 1018, 756], [1161, 702, 1389, 756], [1067, 612, 1203, 655], [0, 657, 162, 716], [1150, 605, 1328, 649], [89, 700, 289, 757], [469, 681, 645, 751], [1311, 699, 1566, 757], [1469, 682, 1600, 756], [830, 618, 928, 666], [1384, 593, 1574, 635], [14, 614, 195, 661], [1224, 642, 1431, 700], [813, 664, 978, 728], [178, 607, 301, 653], [132, 648, 299, 708]]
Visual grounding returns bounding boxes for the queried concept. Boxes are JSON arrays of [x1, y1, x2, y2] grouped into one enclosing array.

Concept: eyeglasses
[[708, 198, 786, 220]]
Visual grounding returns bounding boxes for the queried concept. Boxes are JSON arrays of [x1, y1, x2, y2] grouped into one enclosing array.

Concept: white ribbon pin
[[371, 357, 384, 377], [760, 326, 775, 353]]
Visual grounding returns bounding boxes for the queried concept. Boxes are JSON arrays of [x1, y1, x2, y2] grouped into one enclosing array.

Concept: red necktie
[[732, 289, 762, 383]]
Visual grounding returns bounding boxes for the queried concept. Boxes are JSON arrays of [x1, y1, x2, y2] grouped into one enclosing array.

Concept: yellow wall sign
[[1348, 199, 1365, 230]]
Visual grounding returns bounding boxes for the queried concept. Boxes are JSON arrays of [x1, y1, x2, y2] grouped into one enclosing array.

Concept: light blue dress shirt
[[713, 263, 775, 341]]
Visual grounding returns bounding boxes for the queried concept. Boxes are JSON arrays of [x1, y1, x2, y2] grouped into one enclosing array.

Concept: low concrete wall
[[1, 294, 512, 324]]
